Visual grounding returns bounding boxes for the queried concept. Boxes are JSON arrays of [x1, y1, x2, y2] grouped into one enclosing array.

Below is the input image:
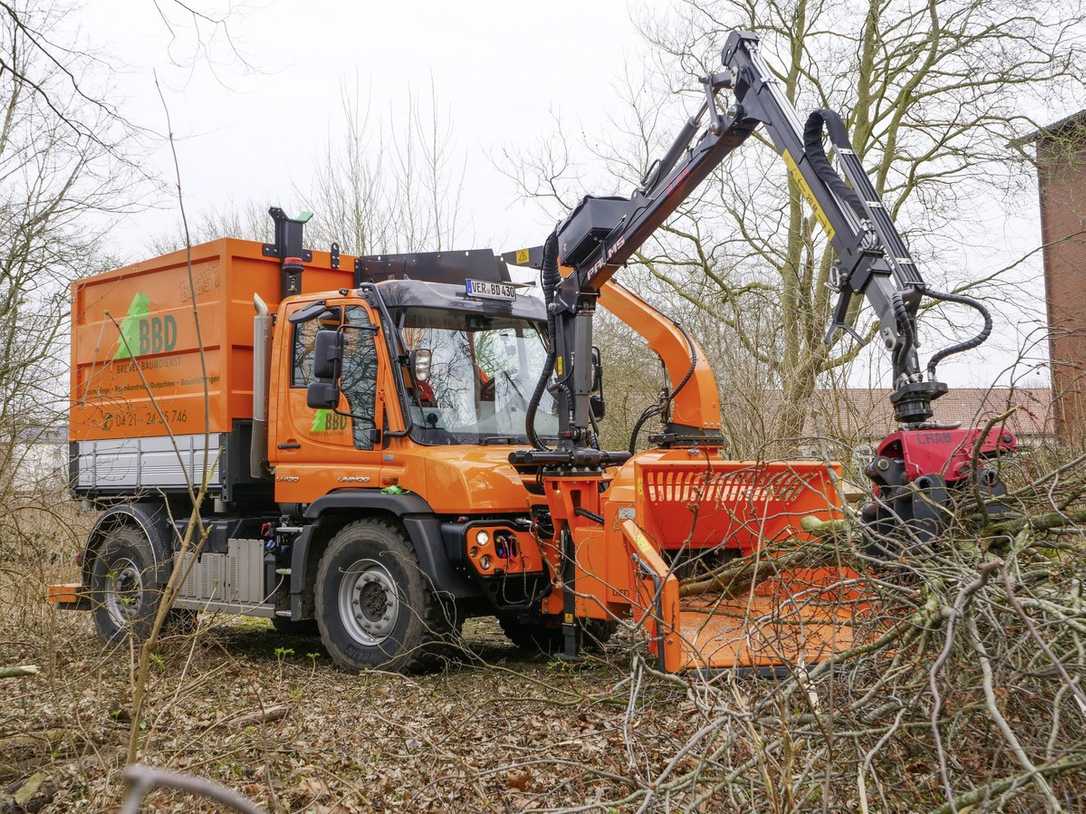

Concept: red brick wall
[[1038, 123, 1086, 445]]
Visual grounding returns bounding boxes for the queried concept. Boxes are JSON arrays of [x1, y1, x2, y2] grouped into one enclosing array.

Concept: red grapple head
[[874, 426, 1017, 485]]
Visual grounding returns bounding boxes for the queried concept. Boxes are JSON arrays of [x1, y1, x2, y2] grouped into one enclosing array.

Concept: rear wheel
[[498, 615, 615, 655], [314, 519, 457, 673], [91, 526, 188, 643]]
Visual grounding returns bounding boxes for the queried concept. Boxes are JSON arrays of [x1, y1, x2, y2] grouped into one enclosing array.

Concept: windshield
[[396, 307, 559, 445]]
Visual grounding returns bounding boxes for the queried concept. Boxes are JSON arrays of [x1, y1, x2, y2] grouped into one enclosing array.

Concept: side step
[[172, 598, 276, 617]]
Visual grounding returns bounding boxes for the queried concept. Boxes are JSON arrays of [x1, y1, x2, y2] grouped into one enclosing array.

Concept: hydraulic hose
[[803, 109, 868, 222], [628, 403, 664, 455], [526, 231, 560, 450], [924, 288, 993, 380], [804, 112, 995, 387], [890, 290, 915, 378], [627, 322, 698, 453]]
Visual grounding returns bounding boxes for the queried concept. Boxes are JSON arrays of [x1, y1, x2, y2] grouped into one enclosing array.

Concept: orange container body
[[69, 239, 353, 442]]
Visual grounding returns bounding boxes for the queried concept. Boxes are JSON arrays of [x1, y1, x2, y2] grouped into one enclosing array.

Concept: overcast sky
[[75, 0, 1057, 391], [82, 0, 649, 258]]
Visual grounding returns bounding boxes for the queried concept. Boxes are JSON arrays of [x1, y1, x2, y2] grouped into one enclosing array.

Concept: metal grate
[[643, 467, 807, 507]]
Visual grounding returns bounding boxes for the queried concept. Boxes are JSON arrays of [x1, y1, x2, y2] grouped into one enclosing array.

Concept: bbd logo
[[311, 409, 349, 433], [114, 292, 178, 359]]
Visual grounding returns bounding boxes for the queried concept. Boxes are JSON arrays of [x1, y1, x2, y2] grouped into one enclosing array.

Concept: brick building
[[805, 387, 1054, 448], [1036, 110, 1086, 445]]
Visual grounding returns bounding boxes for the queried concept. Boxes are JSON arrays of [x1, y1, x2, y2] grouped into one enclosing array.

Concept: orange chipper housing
[[55, 208, 852, 676]]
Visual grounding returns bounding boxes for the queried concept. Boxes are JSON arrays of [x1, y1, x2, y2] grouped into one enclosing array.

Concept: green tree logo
[[114, 292, 149, 360], [311, 408, 331, 432]]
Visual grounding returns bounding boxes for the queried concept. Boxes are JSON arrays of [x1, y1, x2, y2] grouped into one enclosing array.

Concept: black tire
[[91, 526, 164, 643], [498, 615, 615, 655], [314, 518, 457, 673], [271, 617, 320, 637]]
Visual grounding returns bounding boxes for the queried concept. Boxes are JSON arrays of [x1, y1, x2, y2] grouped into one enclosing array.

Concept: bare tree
[[158, 80, 469, 258], [0, 1, 134, 504], [305, 80, 466, 256]]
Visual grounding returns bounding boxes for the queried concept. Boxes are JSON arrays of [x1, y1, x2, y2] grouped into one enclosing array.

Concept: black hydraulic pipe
[[627, 322, 698, 453], [924, 289, 993, 380], [526, 232, 560, 450], [802, 109, 868, 222]]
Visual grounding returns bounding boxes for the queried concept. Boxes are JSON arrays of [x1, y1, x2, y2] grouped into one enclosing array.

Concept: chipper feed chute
[[611, 457, 866, 674]]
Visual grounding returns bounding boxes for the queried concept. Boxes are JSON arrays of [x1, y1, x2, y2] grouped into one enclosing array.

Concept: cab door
[[271, 299, 388, 503]]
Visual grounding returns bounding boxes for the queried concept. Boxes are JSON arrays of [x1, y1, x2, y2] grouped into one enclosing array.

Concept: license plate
[[465, 279, 516, 301]]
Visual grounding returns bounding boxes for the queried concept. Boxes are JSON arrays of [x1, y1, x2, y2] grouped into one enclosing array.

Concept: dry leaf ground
[[2, 566, 709, 812], [3, 484, 1085, 813]]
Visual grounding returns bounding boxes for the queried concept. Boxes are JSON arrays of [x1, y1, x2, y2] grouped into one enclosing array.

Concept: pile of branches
[[597, 445, 1086, 813]]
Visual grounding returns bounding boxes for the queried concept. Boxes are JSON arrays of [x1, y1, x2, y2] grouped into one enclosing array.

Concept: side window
[[340, 307, 378, 450], [291, 320, 318, 387]]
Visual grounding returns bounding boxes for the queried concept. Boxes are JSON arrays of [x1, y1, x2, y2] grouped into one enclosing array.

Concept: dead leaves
[[505, 768, 532, 791], [3, 617, 696, 812]]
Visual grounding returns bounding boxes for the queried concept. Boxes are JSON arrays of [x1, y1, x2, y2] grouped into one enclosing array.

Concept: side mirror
[[590, 346, 605, 420], [307, 380, 339, 409], [411, 348, 432, 382], [307, 329, 343, 409], [313, 329, 342, 380]]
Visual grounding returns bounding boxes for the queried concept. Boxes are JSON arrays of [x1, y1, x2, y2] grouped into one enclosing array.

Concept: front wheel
[[314, 519, 457, 673]]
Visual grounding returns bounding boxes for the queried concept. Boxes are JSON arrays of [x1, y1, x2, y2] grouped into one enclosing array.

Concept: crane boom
[[544, 29, 984, 450]]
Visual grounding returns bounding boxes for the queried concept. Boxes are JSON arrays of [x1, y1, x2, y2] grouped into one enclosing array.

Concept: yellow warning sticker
[[781, 150, 835, 240], [515, 248, 530, 265], [555, 356, 564, 376]]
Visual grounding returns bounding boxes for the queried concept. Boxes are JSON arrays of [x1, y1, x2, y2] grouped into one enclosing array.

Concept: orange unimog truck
[[63, 209, 587, 671], [56, 206, 848, 674]]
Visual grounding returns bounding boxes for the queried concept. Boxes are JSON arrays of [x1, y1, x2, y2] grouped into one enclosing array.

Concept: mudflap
[[47, 582, 91, 611]]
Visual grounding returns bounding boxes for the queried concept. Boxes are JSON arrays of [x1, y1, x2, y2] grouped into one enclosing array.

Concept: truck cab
[[252, 277, 566, 670], [269, 279, 557, 513]]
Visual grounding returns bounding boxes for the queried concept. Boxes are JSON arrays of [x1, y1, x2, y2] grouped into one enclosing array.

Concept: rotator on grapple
[[509, 30, 1015, 665]]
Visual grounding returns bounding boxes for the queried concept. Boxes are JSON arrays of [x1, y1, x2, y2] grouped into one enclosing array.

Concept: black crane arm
[[536, 29, 991, 455]]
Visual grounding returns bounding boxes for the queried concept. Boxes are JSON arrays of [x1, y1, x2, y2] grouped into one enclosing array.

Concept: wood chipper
[[50, 30, 1014, 674]]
